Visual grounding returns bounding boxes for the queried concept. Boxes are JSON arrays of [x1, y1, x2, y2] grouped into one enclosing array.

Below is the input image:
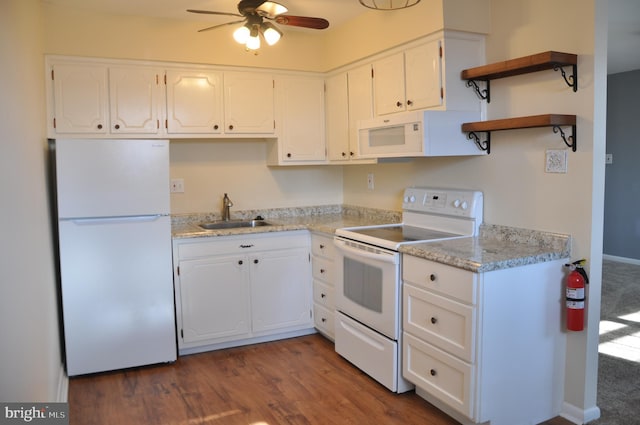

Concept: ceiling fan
[[187, 0, 329, 51]]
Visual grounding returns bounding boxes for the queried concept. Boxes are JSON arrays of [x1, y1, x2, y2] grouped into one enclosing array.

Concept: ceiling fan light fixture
[[246, 25, 261, 50], [358, 0, 421, 10], [256, 1, 288, 17], [261, 22, 283, 46], [233, 25, 250, 44]]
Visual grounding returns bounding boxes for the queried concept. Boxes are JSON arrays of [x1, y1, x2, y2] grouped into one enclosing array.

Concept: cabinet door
[[250, 248, 312, 333], [405, 40, 443, 110], [275, 75, 326, 162], [347, 65, 374, 160], [373, 53, 406, 115], [224, 71, 274, 134], [166, 69, 223, 134], [178, 255, 251, 344], [325, 73, 350, 162], [52, 63, 108, 134], [109, 66, 162, 134]]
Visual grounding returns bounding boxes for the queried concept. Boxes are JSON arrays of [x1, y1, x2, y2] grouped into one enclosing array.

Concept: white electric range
[[333, 187, 483, 393]]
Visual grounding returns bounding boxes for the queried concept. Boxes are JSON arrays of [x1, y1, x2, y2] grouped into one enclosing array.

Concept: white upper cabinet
[[268, 75, 326, 165], [373, 39, 442, 115], [224, 71, 274, 134], [109, 66, 162, 134], [325, 68, 376, 164], [50, 62, 162, 136], [51, 63, 109, 134], [165, 69, 223, 135]]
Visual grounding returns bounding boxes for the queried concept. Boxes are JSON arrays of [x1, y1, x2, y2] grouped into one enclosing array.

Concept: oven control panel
[[402, 187, 483, 219]]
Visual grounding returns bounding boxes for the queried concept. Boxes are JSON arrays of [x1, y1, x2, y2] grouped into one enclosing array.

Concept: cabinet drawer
[[404, 284, 475, 362], [313, 280, 335, 308], [403, 332, 474, 419], [313, 303, 334, 339], [403, 255, 477, 304], [312, 256, 334, 284], [176, 231, 308, 260], [312, 234, 337, 259]]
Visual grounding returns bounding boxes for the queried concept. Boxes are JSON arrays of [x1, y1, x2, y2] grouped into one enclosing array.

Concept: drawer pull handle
[[430, 369, 437, 376], [430, 317, 438, 324], [429, 274, 437, 282]]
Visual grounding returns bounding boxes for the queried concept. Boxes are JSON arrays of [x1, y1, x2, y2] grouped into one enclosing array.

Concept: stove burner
[[346, 225, 460, 244]]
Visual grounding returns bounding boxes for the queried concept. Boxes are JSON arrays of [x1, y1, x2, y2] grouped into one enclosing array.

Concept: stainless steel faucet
[[222, 193, 233, 221]]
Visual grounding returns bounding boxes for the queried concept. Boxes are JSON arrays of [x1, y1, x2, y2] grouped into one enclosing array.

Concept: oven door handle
[[334, 239, 399, 265]]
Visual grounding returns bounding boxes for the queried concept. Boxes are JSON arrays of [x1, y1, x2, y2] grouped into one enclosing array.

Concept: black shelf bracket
[[553, 124, 577, 151], [467, 131, 491, 154], [553, 63, 578, 92], [466, 80, 490, 103]]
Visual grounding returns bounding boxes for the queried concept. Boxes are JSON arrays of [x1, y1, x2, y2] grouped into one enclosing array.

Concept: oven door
[[334, 237, 400, 340]]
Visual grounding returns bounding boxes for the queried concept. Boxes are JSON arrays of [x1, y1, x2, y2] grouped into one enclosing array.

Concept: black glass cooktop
[[348, 225, 460, 243]]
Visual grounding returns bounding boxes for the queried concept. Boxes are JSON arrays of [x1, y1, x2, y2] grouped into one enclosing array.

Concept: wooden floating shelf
[[462, 114, 577, 154], [461, 51, 577, 81]]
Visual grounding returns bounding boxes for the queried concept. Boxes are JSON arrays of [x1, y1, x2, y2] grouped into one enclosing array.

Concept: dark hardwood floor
[[68, 334, 573, 425]]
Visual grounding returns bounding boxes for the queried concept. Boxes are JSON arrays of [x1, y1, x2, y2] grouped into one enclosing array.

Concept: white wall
[[0, 0, 65, 402]]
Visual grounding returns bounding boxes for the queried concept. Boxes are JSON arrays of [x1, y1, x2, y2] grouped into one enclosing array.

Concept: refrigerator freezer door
[[59, 215, 176, 376], [55, 139, 170, 218]]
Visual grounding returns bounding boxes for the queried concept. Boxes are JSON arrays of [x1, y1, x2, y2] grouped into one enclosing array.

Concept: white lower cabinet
[[173, 231, 314, 354], [402, 254, 568, 425], [310, 232, 337, 340]]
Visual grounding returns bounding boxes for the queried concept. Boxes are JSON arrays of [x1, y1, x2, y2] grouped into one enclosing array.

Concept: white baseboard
[[603, 254, 640, 265], [56, 362, 68, 403], [561, 401, 601, 424]]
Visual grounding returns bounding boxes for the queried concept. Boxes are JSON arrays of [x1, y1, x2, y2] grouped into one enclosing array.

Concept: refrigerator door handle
[[63, 214, 168, 225]]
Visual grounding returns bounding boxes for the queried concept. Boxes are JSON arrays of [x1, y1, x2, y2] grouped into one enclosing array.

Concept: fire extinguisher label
[[566, 287, 585, 299], [567, 300, 585, 309]]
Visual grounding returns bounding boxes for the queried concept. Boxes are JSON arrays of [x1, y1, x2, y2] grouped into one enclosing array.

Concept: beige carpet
[[590, 259, 640, 425]]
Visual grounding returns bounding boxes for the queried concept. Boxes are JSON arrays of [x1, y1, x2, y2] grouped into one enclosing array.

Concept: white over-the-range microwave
[[357, 110, 484, 158]]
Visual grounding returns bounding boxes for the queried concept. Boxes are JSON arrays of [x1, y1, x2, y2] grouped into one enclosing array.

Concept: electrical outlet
[[170, 178, 184, 193], [545, 150, 567, 173], [367, 173, 374, 190]]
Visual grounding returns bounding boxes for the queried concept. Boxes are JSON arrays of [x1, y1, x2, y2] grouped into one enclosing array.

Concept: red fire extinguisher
[[565, 259, 589, 331]]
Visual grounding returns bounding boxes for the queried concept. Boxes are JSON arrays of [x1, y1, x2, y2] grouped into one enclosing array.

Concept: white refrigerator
[[52, 138, 177, 376]]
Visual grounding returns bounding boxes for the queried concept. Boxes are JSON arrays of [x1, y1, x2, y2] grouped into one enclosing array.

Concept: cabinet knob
[[341, 152, 347, 157], [407, 99, 413, 106], [321, 317, 327, 322], [319, 244, 325, 249], [254, 259, 259, 264], [396, 101, 403, 107], [429, 273, 437, 282], [114, 124, 120, 130], [350, 151, 355, 156], [228, 125, 234, 130], [430, 317, 438, 324], [238, 260, 243, 265], [430, 369, 437, 376], [213, 124, 219, 130], [320, 269, 325, 274], [287, 153, 292, 158], [321, 293, 326, 298], [97, 124, 103, 129]]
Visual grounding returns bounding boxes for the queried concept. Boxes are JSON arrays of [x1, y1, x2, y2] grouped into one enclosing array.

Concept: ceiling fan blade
[[274, 15, 329, 30], [187, 9, 243, 18], [198, 19, 246, 33]]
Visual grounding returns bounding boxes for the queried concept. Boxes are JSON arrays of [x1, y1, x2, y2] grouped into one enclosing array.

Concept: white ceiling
[[42, 0, 640, 74]]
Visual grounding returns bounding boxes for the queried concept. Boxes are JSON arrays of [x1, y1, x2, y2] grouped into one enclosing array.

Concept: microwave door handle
[[334, 240, 398, 265]]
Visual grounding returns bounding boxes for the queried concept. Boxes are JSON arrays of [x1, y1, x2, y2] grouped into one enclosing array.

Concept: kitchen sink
[[199, 219, 271, 230]]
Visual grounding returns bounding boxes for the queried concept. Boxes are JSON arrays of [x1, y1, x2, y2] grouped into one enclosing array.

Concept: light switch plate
[[545, 150, 568, 173]]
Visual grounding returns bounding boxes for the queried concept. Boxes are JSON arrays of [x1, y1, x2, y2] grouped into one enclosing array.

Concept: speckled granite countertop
[[400, 224, 571, 273], [172, 206, 570, 273], [171, 205, 401, 239]]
